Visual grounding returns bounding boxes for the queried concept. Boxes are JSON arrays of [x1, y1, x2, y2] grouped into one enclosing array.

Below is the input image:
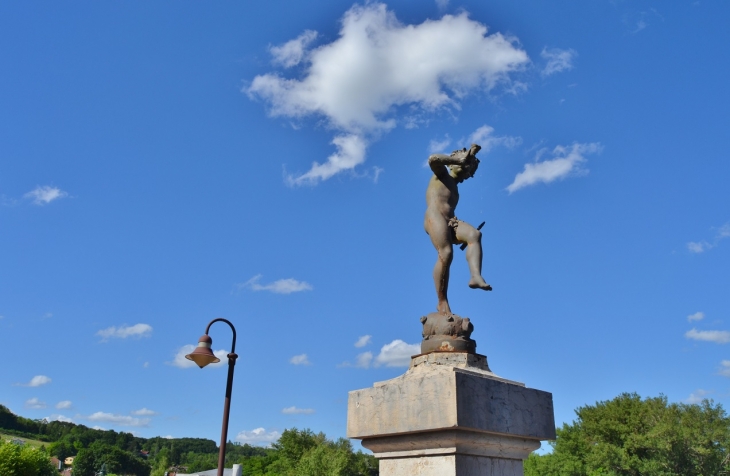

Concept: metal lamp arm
[[205, 318, 237, 354]]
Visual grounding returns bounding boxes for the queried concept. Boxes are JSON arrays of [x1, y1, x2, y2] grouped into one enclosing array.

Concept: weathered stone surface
[[347, 353, 555, 441], [347, 352, 555, 476], [381, 454, 524, 476]]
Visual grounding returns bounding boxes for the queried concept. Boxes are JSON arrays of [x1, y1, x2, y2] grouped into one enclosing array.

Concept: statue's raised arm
[[424, 143, 490, 316], [427, 144, 482, 178]]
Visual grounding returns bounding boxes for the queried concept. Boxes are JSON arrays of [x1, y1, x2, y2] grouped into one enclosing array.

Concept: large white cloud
[[248, 3, 529, 184], [507, 142, 602, 193]]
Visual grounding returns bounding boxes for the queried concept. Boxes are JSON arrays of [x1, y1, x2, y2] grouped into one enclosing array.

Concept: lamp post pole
[[185, 318, 238, 476]]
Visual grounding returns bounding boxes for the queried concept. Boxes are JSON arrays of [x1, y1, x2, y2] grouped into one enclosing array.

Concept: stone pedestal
[[347, 352, 555, 475]]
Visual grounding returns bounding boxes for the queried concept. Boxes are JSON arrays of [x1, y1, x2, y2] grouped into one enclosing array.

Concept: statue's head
[[449, 144, 481, 182]]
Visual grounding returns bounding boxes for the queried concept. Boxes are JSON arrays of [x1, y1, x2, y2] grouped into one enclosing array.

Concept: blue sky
[[2, 0, 729, 450]]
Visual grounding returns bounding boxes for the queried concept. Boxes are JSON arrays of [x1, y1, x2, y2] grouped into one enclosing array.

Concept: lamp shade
[[185, 335, 220, 368]]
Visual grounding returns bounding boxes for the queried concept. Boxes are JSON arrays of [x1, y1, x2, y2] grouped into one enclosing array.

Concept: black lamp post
[[185, 318, 238, 476]]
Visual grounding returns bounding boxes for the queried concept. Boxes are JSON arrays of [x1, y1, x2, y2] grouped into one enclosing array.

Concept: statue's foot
[[468, 277, 492, 291], [437, 301, 452, 315]]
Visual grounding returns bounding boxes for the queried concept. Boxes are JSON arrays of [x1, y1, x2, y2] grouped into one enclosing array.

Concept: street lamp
[[185, 318, 238, 476]]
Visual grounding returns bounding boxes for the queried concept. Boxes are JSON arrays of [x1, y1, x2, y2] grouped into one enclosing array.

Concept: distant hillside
[[0, 404, 217, 454]]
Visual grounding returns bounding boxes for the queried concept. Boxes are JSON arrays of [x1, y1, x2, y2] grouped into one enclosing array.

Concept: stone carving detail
[[420, 312, 476, 354]]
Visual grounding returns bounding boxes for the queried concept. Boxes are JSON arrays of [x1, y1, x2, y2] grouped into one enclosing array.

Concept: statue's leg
[[434, 245, 453, 314], [455, 221, 492, 291], [426, 214, 454, 314]]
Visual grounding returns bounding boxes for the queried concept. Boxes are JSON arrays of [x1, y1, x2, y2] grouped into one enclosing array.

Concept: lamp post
[[185, 318, 238, 476]]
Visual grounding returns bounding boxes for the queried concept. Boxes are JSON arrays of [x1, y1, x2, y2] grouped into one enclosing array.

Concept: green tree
[[0, 439, 56, 476], [149, 454, 169, 476], [72, 442, 150, 476], [525, 393, 730, 476]]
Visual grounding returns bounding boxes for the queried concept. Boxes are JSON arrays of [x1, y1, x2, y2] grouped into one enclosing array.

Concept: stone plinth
[[347, 352, 555, 475]]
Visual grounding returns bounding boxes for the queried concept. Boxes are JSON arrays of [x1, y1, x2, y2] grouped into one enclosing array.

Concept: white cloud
[[354, 335, 372, 348], [719, 223, 730, 238], [688, 312, 705, 322], [25, 397, 47, 409], [235, 428, 282, 446], [15, 375, 52, 387], [248, 3, 529, 184], [720, 361, 730, 377], [356, 351, 373, 368], [289, 354, 311, 365], [45, 414, 74, 423], [286, 135, 367, 186], [168, 344, 227, 369], [92, 425, 106, 431], [143, 362, 149, 368], [338, 351, 374, 368], [428, 136, 452, 155], [97, 323, 153, 341], [687, 222, 730, 253], [163, 435, 174, 439], [688, 241, 712, 253], [56, 400, 72, 410], [281, 406, 315, 415], [238, 275, 313, 294], [24, 186, 68, 205], [435, 0, 449, 10], [270, 30, 318, 68], [507, 142, 602, 193], [131, 408, 157, 416], [540, 47, 577, 77], [374, 340, 420, 367], [87, 412, 150, 427], [685, 389, 710, 404], [685, 328, 730, 344], [467, 124, 521, 153]]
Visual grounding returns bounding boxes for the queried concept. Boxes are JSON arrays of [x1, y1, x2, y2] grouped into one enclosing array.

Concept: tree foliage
[[0, 405, 376, 476], [72, 442, 150, 476], [525, 393, 730, 476], [0, 439, 56, 476]]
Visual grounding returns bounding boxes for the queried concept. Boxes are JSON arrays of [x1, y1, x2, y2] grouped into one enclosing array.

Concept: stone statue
[[420, 143, 491, 354], [425, 144, 492, 316]]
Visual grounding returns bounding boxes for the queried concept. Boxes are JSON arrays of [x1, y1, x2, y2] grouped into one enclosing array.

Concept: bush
[[0, 439, 56, 476]]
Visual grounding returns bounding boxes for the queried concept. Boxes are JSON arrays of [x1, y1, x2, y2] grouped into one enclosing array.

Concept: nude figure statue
[[425, 144, 492, 315]]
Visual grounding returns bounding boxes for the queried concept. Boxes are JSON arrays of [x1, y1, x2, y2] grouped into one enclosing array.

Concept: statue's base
[[347, 352, 555, 476], [421, 312, 476, 354]]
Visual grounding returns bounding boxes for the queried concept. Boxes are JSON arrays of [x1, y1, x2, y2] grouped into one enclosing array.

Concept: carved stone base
[[347, 352, 555, 476], [421, 312, 476, 353]]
